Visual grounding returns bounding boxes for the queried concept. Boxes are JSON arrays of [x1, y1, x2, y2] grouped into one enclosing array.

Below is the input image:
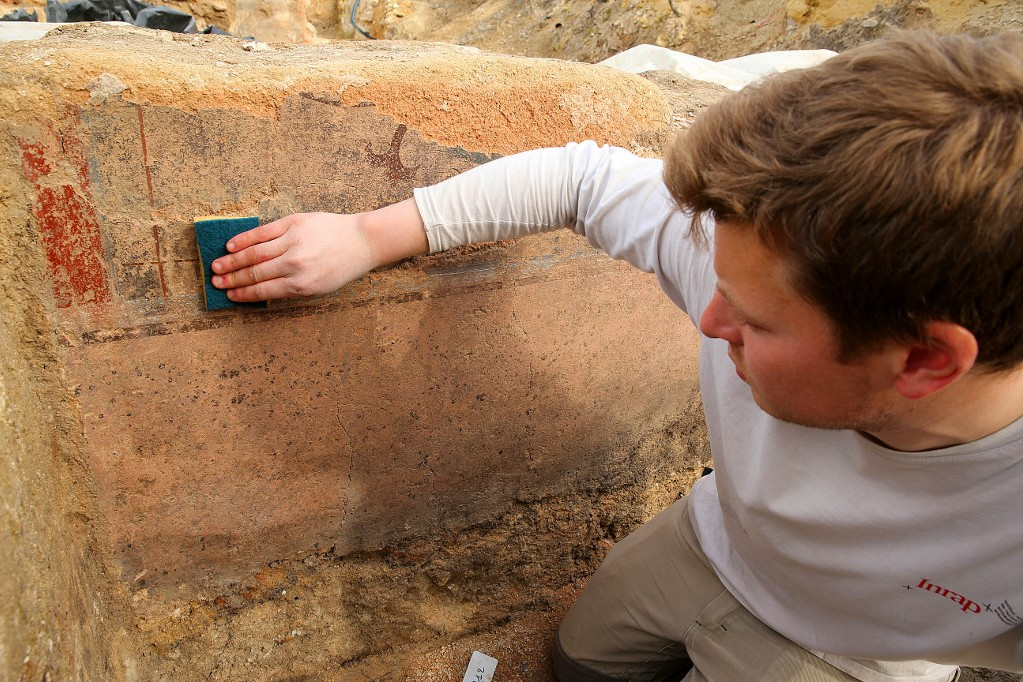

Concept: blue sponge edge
[[193, 215, 268, 310]]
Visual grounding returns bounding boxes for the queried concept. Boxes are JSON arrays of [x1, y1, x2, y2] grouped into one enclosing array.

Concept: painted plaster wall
[[1, 23, 707, 678]]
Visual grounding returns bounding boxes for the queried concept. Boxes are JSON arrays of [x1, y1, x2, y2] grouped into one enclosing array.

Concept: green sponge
[[194, 215, 268, 310]]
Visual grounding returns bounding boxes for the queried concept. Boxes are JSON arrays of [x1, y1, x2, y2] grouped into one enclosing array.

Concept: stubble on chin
[[748, 384, 898, 434]]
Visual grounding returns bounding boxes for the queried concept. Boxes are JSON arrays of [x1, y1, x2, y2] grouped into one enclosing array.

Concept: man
[[210, 30, 1023, 681]]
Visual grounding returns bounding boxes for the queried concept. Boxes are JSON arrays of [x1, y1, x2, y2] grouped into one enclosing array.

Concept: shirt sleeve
[[412, 140, 715, 322]]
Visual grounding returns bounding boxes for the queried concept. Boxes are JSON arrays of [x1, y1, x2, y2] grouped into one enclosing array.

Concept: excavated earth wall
[[0, 24, 710, 679]]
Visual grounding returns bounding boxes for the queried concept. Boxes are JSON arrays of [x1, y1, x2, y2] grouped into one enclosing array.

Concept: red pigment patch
[[19, 124, 111, 309], [20, 141, 51, 183], [34, 184, 110, 308]]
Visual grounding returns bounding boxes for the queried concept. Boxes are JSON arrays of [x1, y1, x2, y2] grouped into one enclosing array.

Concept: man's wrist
[[358, 197, 430, 270]]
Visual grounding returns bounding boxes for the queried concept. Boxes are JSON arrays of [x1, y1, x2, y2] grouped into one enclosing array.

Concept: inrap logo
[[916, 578, 982, 614]]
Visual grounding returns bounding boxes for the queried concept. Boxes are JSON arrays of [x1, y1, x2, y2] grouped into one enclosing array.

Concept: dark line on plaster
[[298, 91, 344, 107], [137, 104, 155, 206], [122, 258, 199, 267], [448, 146, 503, 165], [80, 288, 430, 344], [152, 224, 169, 302], [75, 265, 604, 346], [424, 261, 492, 276]]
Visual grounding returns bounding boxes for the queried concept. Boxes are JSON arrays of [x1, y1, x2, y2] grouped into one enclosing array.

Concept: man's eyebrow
[[716, 284, 760, 324], [716, 284, 743, 313]]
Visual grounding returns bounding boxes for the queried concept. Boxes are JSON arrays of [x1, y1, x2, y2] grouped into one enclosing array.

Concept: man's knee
[[552, 625, 694, 682], [551, 629, 623, 682]]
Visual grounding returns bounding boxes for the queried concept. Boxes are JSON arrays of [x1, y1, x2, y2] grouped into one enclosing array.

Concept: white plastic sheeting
[[0, 20, 128, 41], [600, 44, 837, 90]]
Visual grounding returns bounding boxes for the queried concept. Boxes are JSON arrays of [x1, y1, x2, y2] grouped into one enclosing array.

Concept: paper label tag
[[461, 650, 498, 682]]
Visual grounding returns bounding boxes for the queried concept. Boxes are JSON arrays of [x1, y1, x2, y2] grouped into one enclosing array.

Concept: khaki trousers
[[554, 497, 862, 681]]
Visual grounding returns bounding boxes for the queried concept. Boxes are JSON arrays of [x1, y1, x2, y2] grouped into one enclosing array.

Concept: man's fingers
[[212, 234, 290, 279], [211, 218, 293, 274], [224, 278, 290, 303], [228, 217, 292, 251], [212, 249, 292, 289]]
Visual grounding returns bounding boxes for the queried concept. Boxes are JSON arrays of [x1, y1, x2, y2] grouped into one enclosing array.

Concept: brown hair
[[665, 30, 1023, 370]]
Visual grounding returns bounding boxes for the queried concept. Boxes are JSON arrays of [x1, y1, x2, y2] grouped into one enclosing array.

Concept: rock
[[87, 71, 128, 100], [240, 39, 270, 50]]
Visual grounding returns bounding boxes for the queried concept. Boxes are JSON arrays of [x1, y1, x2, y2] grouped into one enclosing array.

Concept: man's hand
[[210, 198, 429, 302]]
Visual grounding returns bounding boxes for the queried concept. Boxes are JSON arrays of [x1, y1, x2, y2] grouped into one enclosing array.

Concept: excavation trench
[[0, 24, 713, 680]]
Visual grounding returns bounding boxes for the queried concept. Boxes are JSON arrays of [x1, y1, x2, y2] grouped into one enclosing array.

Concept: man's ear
[[894, 322, 978, 400]]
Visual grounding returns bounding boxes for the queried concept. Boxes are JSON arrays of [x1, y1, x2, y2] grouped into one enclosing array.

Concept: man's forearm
[[414, 145, 586, 253], [213, 142, 687, 304], [358, 197, 429, 269]]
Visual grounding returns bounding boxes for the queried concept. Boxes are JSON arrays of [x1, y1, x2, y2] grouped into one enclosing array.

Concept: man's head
[[698, 218, 981, 441], [665, 30, 1023, 372]]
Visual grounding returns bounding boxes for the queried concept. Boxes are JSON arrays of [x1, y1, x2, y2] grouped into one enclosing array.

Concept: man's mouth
[[728, 347, 747, 382]]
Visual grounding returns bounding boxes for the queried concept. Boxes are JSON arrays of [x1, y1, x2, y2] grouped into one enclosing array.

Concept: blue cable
[[350, 0, 374, 39]]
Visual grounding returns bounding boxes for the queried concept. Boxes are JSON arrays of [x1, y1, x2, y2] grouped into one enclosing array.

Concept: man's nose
[[700, 292, 742, 345]]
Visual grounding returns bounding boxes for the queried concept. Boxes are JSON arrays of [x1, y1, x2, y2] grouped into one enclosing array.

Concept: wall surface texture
[[1, 24, 708, 679]]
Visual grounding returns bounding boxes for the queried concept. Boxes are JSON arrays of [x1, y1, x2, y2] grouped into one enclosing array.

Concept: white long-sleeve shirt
[[413, 142, 1023, 680]]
